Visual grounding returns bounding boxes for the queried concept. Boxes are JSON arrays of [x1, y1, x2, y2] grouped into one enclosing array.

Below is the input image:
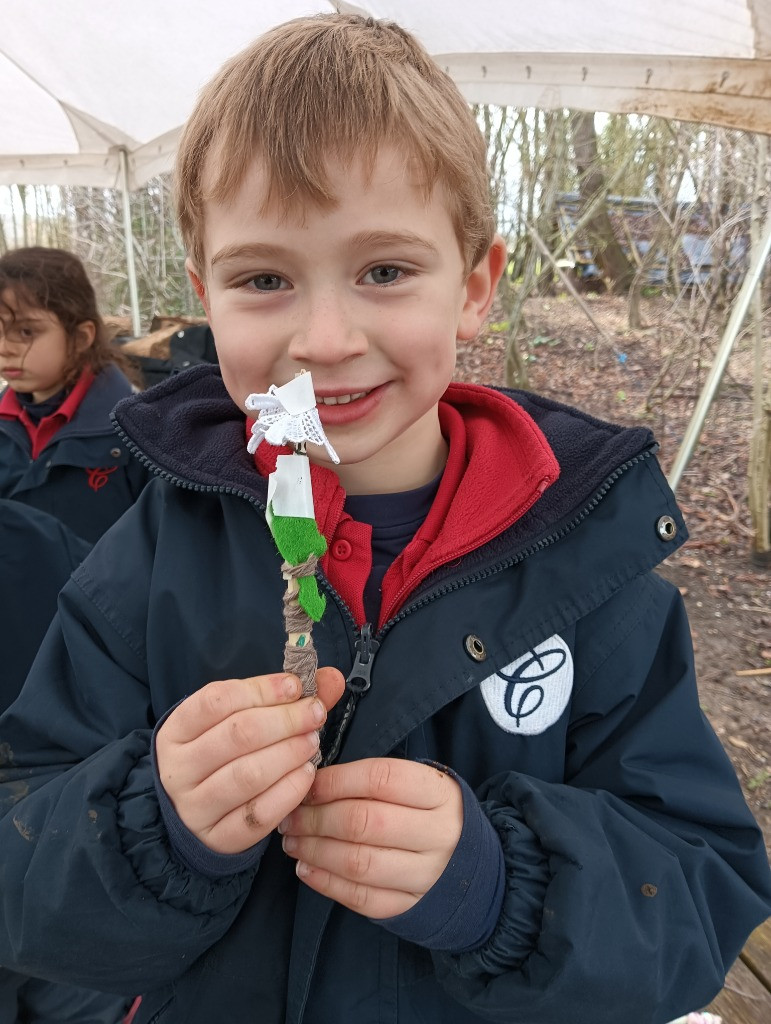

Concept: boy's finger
[[292, 861, 417, 920], [163, 673, 303, 742], [286, 798, 445, 853], [281, 833, 439, 894], [166, 696, 327, 787], [200, 761, 319, 854], [176, 730, 322, 834], [315, 667, 346, 711], [306, 758, 453, 811]]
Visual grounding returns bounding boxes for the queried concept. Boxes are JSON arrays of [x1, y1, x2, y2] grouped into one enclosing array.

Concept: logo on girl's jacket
[[85, 466, 118, 492], [480, 634, 573, 735]]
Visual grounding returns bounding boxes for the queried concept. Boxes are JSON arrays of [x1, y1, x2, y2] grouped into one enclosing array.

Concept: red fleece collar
[[0, 369, 94, 459], [248, 382, 559, 627]]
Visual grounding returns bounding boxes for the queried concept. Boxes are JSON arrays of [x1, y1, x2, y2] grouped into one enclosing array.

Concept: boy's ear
[[457, 234, 508, 341], [74, 320, 96, 352], [186, 258, 211, 318]]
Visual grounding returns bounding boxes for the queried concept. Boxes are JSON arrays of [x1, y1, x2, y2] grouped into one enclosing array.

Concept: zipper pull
[[321, 623, 379, 766], [345, 622, 380, 695]]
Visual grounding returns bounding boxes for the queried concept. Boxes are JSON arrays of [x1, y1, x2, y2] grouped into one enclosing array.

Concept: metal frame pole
[[118, 147, 141, 338], [667, 211, 771, 492]]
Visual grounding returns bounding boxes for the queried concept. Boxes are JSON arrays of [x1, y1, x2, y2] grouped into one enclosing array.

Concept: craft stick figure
[[245, 373, 339, 759]]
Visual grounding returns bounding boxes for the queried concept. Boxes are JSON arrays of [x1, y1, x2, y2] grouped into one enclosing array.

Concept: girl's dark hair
[[0, 246, 134, 387]]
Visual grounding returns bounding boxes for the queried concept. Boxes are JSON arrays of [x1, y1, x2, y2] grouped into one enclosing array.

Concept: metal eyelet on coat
[[656, 515, 677, 541], [464, 635, 487, 662], [110, 448, 122, 459]]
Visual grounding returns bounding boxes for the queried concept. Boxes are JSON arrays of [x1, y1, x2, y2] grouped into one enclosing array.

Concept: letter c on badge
[[479, 634, 573, 735]]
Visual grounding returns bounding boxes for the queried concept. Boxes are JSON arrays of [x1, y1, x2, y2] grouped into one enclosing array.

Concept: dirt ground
[[454, 293, 771, 859]]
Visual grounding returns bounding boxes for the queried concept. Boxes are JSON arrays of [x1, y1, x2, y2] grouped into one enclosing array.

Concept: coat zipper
[[320, 446, 658, 763], [321, 623, 380, 766]]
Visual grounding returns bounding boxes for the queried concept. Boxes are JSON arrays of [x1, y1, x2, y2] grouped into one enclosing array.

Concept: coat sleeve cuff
[[444, 796, 551, 976], [373, 764, 505, 953]]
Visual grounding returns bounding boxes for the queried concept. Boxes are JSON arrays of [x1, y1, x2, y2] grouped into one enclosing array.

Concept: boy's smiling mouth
[[317, 390, 369, 406], [313, 385, 385, 427]]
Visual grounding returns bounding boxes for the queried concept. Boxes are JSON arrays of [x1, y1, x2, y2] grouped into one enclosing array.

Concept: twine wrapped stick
[[246, 373, 339, 723]]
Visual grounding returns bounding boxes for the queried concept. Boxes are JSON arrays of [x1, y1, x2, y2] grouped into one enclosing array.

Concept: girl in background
[[0, 247, 150, 544], [0, 248, 144, 1023]]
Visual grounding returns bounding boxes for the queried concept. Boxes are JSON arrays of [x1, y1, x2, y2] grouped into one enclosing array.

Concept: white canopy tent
[[1, 0, 769, 483], [1, 0, 769, 191]]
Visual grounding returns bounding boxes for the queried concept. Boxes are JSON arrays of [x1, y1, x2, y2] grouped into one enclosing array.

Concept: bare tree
[[572, 111, 635, 292]]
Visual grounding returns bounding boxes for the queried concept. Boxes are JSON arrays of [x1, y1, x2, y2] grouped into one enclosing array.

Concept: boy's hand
[[155, 667, 344, 854], [279, 758, 463, 918]]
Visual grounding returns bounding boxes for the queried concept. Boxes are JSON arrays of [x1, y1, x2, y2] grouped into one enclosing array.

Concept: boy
[[0, 14, 769, 1024]]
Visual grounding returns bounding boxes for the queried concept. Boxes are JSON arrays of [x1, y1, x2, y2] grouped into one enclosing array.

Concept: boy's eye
[[363, 265, 402, 285], [248, 273, 286, 292]]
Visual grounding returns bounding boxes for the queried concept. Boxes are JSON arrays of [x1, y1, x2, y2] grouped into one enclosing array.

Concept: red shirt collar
[[247, 382, 560, 626], [0, 368, 94, 459]]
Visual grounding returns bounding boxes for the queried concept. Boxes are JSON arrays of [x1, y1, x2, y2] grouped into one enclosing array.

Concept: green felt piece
[[269, 512, 328, 620], [298, 577, 326, 622], [269, 513, 328, 564]]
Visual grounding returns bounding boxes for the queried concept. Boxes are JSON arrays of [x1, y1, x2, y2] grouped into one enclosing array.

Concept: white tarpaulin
[[0, 0, 769, 191]]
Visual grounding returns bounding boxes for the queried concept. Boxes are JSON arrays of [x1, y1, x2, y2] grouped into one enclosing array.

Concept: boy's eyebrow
[[210, 243, 289, 270], [346, 230, 440, 256], [209, 231, 440, 271]]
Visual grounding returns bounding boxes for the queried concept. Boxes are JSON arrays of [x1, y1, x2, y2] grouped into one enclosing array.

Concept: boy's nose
[[288, 295, 368, 365]]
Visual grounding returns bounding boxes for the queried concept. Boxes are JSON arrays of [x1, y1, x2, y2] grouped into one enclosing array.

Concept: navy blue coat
[[0, 366, 768, 1024], [0, 365, 151, 544], [0, 504, 130, 1024], [0, 499, 92, 709]]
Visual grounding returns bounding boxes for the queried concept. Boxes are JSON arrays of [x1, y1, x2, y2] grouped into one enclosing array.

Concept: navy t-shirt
[[344, 473, 440, 625]]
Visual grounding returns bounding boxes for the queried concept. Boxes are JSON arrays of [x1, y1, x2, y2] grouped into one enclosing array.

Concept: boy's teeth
[[319, 391, 368, 406]]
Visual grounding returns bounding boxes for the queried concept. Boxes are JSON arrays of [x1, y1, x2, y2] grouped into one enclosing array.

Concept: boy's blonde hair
[[175, 14, 494, 277]]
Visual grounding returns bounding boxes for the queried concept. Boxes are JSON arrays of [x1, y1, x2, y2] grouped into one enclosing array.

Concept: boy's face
[[190, 147, 504, 494]]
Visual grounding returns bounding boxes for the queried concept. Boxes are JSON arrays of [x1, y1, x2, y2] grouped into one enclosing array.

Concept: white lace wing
[[245, 374, 339, 462]]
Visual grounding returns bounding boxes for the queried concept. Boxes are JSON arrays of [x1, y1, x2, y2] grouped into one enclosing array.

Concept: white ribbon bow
[[245, 374, 340, 463]]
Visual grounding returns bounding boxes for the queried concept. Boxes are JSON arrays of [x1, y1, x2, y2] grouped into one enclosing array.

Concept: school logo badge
[[85, 466, 118, 492], [480, 634, 573, 735]]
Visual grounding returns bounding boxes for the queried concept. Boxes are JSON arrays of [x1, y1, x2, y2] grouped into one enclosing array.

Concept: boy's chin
[[306, 443, 344, 468]]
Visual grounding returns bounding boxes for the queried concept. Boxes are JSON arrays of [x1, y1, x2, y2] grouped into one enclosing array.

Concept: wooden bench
[[703, 918, 771, 1023]]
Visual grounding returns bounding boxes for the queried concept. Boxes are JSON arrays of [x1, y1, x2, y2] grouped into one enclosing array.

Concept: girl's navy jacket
[[0, 364, 151, 543], [0, 365, 769, 1024]]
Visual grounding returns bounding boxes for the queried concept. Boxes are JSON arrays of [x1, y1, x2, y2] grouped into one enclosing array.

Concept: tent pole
[[119, 147, 142, 338], [667, 211, 771, 492]]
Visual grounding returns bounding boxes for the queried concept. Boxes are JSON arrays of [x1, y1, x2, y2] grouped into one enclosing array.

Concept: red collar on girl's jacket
[[0, 368, 95, 459], [247, 382, 560, 628]]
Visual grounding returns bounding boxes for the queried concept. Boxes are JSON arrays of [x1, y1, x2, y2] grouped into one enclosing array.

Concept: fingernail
[[277, 817, 290, 834], [311, 699, 325, 724], [282, 834, 297, 853], [296, 861, 310, 878]]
